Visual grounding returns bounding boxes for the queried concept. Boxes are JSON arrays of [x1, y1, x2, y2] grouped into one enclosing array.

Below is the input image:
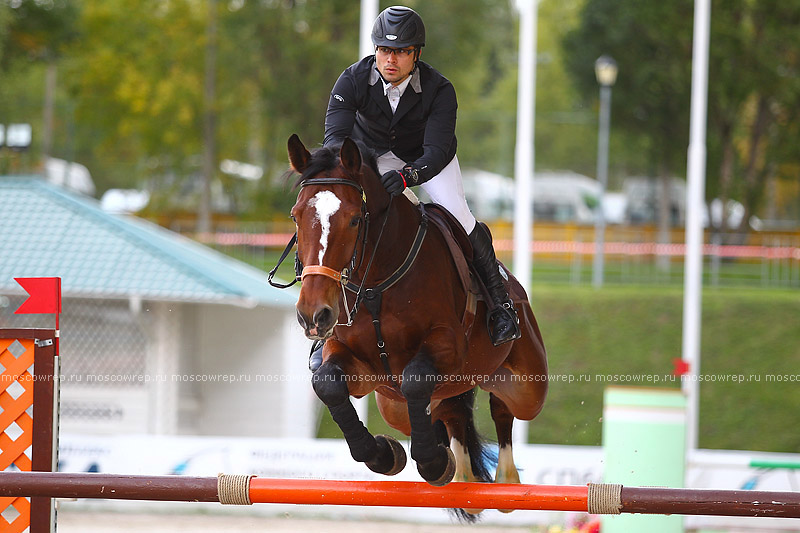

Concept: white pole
[[682, 0, 711, 456], [352, 0, 379, 424], [512, 0, 538, 445], [513, 0, 538, 296], [359, 0, 379, 60]]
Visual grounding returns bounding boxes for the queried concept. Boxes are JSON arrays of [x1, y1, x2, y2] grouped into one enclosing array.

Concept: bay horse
[[283, 134, 547, 513]]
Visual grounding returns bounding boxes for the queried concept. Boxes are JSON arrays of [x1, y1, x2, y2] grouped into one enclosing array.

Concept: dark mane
[[290, 140, 379, 190]]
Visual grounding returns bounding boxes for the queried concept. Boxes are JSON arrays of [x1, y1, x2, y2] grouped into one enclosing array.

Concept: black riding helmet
[[371, 6, 425, 50]]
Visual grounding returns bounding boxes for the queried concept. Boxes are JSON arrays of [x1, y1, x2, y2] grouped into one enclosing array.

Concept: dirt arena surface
[[56, 511, 542, 532]]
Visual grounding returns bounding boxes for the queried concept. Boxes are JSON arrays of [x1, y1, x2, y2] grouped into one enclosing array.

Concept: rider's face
[[375, 46, 418, 85]]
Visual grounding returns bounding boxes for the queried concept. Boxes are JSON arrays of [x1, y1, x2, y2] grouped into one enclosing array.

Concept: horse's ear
[[288, 134, 311, 173], [340, 137, 362, 175]]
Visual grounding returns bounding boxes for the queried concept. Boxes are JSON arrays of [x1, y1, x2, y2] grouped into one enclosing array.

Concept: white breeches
[[376, 152, 477, 234]]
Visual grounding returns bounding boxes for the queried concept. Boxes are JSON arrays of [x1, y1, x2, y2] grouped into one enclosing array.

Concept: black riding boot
[[468, 222, 521, 346]]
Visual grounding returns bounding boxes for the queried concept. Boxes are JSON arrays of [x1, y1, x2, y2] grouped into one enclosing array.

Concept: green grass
[[316, 285, 800, 453]]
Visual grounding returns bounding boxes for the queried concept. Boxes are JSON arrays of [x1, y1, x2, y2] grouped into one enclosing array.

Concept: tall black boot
[[468, 222, 521, 346]]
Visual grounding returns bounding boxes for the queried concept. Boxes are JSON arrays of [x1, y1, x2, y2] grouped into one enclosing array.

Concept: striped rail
[[1, 472, 799, 518]]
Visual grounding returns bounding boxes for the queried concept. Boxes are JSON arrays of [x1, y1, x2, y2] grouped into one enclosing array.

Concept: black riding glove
[[380, 169, 408, 196], [380, 166, 420, 196]]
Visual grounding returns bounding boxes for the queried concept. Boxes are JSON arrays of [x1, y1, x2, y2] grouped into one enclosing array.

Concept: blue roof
[[0, 177, 298, 307]]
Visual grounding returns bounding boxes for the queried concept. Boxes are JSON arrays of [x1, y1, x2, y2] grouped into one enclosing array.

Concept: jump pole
[[1, 472, 800, 518]]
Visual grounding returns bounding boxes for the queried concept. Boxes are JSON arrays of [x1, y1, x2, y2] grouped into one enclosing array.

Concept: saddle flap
[[423, 203, 474, 293], [424, 203, 528, 307]]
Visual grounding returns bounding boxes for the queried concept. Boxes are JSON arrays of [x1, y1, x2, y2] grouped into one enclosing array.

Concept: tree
[[0, 0, 79, 165], [706, 0, 800, 232], [563, 0, 800, 234], [563, 0, 693, 267]]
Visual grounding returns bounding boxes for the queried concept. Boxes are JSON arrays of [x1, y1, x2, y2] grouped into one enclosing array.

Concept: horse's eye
[[350, 216, 361, 228], [290, 215, 297, 224]]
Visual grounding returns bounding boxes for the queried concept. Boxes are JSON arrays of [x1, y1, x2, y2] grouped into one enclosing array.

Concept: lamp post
[[592, 55, 617, 288]]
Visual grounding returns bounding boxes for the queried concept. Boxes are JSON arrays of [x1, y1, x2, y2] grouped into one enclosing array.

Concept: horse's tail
[[461, 388, 497, 484]]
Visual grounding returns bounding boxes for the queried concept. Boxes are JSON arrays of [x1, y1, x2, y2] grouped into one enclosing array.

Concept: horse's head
[[288, 134, 370, 340]]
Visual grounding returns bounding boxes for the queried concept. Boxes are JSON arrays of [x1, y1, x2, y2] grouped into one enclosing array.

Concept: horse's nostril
[[313, 306, 335, 330], [296, 309, 308, 328]]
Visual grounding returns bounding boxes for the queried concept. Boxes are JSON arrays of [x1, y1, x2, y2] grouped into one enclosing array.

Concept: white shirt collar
[[382, 72, 413, 97]]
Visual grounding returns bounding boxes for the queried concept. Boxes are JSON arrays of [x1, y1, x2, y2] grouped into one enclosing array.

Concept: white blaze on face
[[309, 190, 341, 265]]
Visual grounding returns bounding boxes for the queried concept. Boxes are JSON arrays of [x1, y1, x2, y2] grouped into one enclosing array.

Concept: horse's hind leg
[[434, 390, 492, 484], [434, 390, 493, 516], [490, 393, 521, 484], [490, 393, 521, 514], [312, 361, 405, 475]]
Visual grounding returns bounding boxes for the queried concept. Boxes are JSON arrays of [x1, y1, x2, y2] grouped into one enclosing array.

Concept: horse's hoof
[[418, 445, 456, 487], [366, 435, 407, 476], [496, 462, 521, 511]]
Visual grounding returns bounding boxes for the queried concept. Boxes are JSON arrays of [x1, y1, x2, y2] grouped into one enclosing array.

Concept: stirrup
[[487, 301, 521, 346], [308, 340, 324, 372]]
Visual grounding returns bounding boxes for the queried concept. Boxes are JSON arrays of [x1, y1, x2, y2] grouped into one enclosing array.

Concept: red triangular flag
[[14, 277, 62, 314], [672, 357, 690, 377]]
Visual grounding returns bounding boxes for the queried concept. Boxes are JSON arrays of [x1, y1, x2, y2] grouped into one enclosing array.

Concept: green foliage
[[1, 0, 79, 62], [704, 0, 800, 227], [563, 0, 800, 224], [1, 0, 798, 222], [563, 0, 693, 179], [0, 5, 9, 62], [65, 0, 207, 191]]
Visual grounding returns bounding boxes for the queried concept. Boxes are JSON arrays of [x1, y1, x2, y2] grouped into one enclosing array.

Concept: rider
[[322, 5, 520, 349]]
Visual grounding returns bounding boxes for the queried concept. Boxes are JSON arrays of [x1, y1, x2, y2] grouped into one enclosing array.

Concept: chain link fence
[[0, 296, 147, 387]]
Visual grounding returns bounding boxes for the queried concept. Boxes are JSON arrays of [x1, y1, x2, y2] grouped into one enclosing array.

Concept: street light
[[592, 55, 617, 288]]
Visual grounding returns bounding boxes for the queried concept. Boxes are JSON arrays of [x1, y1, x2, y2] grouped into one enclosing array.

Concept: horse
[[282, 134, 548, 515]]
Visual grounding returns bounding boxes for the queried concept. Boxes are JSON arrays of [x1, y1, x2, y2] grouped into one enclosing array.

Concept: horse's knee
[[312, 362, 349, 406], [401, 357, 438, 401]]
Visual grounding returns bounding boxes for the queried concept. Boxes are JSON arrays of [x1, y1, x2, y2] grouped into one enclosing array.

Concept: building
[[0, 177, 314, 439]]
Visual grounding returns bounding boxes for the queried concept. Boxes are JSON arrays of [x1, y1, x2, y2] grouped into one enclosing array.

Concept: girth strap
[[360, 289, 395, 384]]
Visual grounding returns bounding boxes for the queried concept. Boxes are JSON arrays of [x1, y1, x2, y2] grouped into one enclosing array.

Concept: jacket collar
[[369, 66, 422, 94]]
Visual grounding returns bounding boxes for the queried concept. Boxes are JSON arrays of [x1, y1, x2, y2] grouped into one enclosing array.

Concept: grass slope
[[317, 285, 799, 453]]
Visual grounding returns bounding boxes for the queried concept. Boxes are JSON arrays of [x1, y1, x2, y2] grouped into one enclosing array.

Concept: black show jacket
[[324, 56, 458, 184]]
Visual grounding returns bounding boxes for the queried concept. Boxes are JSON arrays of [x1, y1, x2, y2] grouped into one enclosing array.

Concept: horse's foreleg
[[312, 361, 376, 461], [312, 361, 405, 475], [401, 356, 456, 486]]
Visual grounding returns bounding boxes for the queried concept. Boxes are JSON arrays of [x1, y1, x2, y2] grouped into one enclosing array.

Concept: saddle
[[423, 203, 527, 337]]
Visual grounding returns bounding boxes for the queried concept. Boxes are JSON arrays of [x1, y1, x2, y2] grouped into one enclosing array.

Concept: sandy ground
[[56, 511, 542, 533]]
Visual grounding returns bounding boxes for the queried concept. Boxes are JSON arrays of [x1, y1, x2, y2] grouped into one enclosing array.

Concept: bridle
[[269, 173, 429, 384], [269, 177, 388, 327]]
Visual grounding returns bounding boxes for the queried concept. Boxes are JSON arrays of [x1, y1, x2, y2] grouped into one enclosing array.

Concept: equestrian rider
[[322, 5, 520, 348]]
